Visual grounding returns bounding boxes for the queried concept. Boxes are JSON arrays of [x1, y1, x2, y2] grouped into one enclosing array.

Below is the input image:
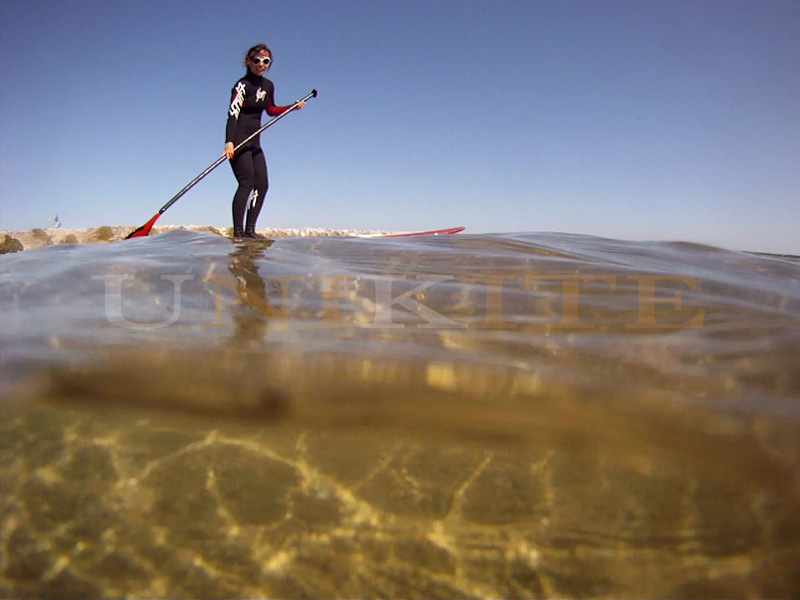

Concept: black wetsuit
[[226, 71, 290, 234]]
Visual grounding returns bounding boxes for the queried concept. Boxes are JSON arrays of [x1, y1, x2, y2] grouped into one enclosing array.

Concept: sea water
[[1, 230, 798, 597]]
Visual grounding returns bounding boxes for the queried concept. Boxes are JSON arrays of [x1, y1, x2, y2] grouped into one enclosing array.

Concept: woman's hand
[[223, 142, 234, 160], [295, 100, 306, 110]]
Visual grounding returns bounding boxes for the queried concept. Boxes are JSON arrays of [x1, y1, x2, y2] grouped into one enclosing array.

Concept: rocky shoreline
[[0, 225, 390, 253]]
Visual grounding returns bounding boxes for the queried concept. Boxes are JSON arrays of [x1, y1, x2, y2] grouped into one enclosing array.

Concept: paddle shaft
[[157, 89, 318, 216]]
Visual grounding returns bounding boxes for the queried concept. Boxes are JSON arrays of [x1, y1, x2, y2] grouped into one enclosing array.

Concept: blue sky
[[1, 0, 798, 253]]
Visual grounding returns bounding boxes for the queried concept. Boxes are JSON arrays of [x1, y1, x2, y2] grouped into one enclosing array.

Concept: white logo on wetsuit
[[255, 88, 266, 102], [250, 189, 259, 208], [229, 82, 246, 119]]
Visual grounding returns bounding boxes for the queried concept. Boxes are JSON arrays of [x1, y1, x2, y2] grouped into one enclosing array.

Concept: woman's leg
[[230, 148, 255, 235], [245, 149, 269, 233]]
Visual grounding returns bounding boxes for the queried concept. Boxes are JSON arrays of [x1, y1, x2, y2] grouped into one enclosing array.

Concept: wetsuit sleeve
[[226, 83, 246, 143], [265, 87, 292, 117]]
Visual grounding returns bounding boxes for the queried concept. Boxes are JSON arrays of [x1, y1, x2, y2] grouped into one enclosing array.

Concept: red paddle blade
[[125, 213, 160, 239]]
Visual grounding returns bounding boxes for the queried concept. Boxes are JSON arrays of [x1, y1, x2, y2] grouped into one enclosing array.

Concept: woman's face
[[247, 51, 271, 76]]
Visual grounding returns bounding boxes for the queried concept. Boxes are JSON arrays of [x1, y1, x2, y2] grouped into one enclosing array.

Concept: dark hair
[[243, 43, 272, 67]]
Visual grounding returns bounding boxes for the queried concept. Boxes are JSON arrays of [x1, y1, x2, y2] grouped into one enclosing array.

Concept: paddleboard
[[358, 226, 465, 238]]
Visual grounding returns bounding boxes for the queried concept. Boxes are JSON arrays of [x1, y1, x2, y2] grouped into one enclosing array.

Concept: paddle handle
[[158, 89, 318, 215]]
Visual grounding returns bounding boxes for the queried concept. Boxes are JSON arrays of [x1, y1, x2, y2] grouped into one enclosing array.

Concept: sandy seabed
[[0, 225, 390, 252]]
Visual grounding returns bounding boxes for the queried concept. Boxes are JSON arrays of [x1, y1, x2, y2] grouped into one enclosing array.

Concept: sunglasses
[[250, 56, 272, 66]]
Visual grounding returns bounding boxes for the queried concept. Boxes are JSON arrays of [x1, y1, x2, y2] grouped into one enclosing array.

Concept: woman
[[224, 44, 304, 238]]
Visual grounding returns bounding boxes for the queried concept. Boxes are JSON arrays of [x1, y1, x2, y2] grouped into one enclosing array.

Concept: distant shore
[[0, 225, 390, 253]]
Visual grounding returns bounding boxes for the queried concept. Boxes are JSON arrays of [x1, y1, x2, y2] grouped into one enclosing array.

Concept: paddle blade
[[125, 213, 160, 239]]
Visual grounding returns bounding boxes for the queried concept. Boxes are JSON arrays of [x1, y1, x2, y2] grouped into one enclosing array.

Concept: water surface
[[1, 230, 798, 597]]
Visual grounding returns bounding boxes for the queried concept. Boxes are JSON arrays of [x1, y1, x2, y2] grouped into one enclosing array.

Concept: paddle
[[125, 89, 318, 239]]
